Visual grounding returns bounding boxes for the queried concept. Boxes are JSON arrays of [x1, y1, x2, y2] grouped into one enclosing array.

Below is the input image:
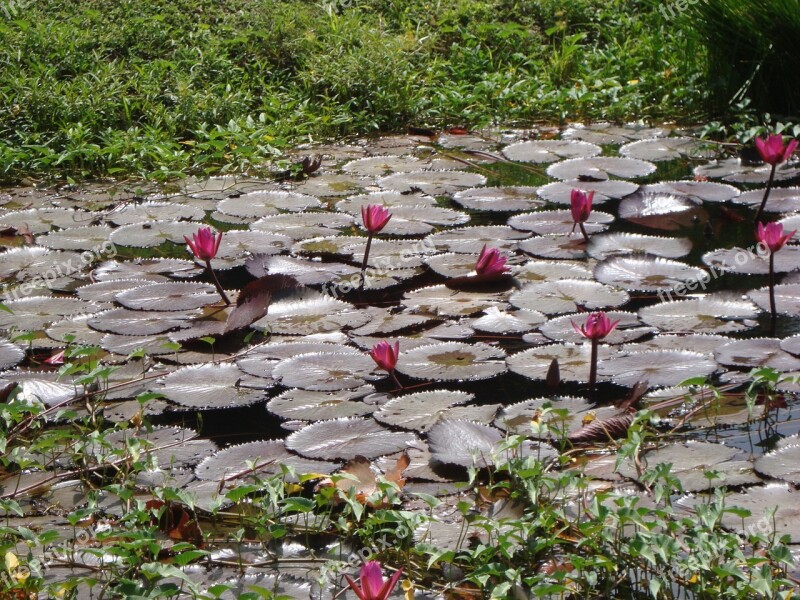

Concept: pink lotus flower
[[369, 341, 400, 372], [757, 221, 796, 253], [475, 245, 510, 277], [570, 189, 594, 224], [361, 205, 392, 234], [755, 134, 798, 166], [572, 311, 619, 341], [184, 227, 223, 262], [344, 561, 403, 600], [44, 350, 65, 365]]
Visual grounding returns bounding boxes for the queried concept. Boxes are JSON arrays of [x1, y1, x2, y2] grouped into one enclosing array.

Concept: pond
[[0, 123, 799, 598]]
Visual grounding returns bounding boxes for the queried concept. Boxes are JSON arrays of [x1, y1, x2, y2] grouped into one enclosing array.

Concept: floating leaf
[[98, 426, 217, 470], [395, 342, 506, 381], [0, 339, 24, 371], [563, 122, 667, 145], [224, 274, 301, 333], [510, 280, 629, 314], [619, 137, 715, 162], [151, 363, 266, 409], [536, 180, 637, 205], [373, 390, 474, 431], [427, 225, 529, 253], [217, 190, 321, 218], [250, 211, 354, 240], [639, 180, 740, 204], [749, 284, 800, 315], [715, 338, 800, 371], [507, 344, 619, 383], [518, 233, 588, 260], [36, 225, 112, 251], [195, 440, 337, 482], [266, 388, 375, 421], [109, 221, 201, 248], [618, 192, 708, 230], [342, 155, 423, 176], [638, 296, 760, 333], [587, 233, 692, 260], [272, 352, 378, 391], [495, 396, 594, 434], [515, 260, 592, 283], [104, 201, 205, 226], [285, 417, 417, 459], [694, 157, 800, 183], [546, 157, 656, 181], [468, 307, 546, 334], [508, 210, 614, 235], [594, 256, 709, 292], [0, 296, 101, 332], [0, 207, 96, 235], [88, 308, 198, 336], [597, 350, 717, 387], [252, 293, 369, 336], [502, 139, 601, 163], [403, 284, 509, 317], [617, 441, 759, 492], [703, 246, 800, 275], [452, 186, 545, 212], [336, 191, 437, 215], [115, 282, 219, 311], [92, 258, 202, 281]]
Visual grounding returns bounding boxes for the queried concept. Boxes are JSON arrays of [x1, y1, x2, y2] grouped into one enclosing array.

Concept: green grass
[[0, 0, 705, 181]]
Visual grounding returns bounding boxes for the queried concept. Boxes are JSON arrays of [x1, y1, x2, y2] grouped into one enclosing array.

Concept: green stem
[[359, 233, 374, 291], [589, 338, 598, 398], [769, 251, 776, 336], [755, 162, 777, 222], [205, 259, 231, 305]]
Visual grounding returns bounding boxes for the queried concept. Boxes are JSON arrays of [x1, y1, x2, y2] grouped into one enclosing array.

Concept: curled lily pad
[[266, 388, 375, 421], [715, 338, 800, 371], [109, 221, 200, 248], [502, 139, 601, 163], [217, 190, 321, 218], [754, 436, 800, 484], [508, 210, 614, 235], [195, 440, 337, 482], [468, 307, 546, 334], [546, 157, 656, 181], [619, 137, 715, 162], [618, 192, 708, 230], [540, 311, 654, 344], [597, 350, 717, 387], [703, 246, 800, 275], [617, 441, 759, 492], [594, 256, 709, 292], [151, 363, 267, 409], [403, 284, 509, 317], [373, 390, 474, 431], [587, 233, 692, 260], [285, 417, 418, 459], [395, 341, 507, 381], [427, 225, 528, 253], [507, 344, 619, 383], [749, 284, 800, 315], [452, 186, 545, 212], [272, 352, 378, 391], [638, 296, 760, 333], [510, 280, 629, 314], [536, 180, 637, 205], [115, 282, 220, 311]]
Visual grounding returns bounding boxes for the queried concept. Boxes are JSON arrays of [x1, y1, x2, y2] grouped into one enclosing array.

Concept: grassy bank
[[0, 0, 704, 180]]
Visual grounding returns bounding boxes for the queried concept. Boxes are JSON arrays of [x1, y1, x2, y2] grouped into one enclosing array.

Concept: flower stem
[[755, 163, 777, 222], [769, 251, 777, 336], [389, 370, 403, 390], [589, 338, 598, 398], [578, 222, 590, 244], [205, 259, 231, 305], [359, 233, 374, 291]]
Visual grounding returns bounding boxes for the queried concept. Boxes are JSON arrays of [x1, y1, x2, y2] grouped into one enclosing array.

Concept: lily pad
[[715, 338, 800, 371], [597, 350, 717, 387], [536, 180, 638, 205], [403, 284, 509, 317], [508, 210, 614, 235], [395, 341, 507, 381], [151, 363, 267, 409], [266, 388, 375, 421], [272, 352, 378, 391], [510, 280, 629, 314], [619, 137, 715, 162], [546, 157, 656, 181], [638, 296, 760, 333], [507, 343, 619, 383], [749, 283, 800, 315], [587, 233, 692, 260], [217, 191, 321, 218], [285, 417, 417, 460], [427, 225, 529, 253], [115, 282, 220, 311], [502, 140, 601, 163], [452, 186, 546, 212], [594, 256, 709, 292], [618, 192, 708, 230], [540, 311, 654, 344], [377, 170, 486, 195], [373, 390, 474, 432]]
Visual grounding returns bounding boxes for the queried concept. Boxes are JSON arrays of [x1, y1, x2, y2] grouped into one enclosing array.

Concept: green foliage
[[0, 0, 704, 181], [686, 0, 800, 118]]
